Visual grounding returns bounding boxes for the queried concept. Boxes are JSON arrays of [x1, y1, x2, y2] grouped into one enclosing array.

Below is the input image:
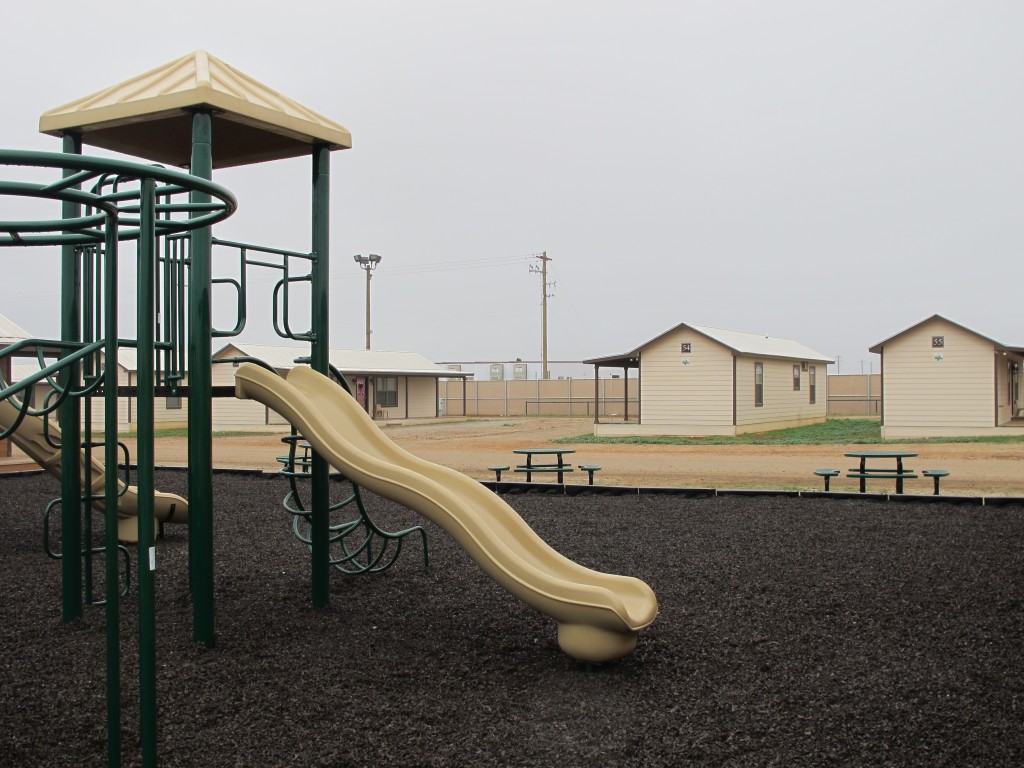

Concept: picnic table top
[[512, 448, 576, 455], [844, 450, 918, 459]]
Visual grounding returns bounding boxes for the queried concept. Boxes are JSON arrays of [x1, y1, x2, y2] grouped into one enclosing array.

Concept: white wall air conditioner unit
[[513, 362, 528, 380], [489, 363, 504, 380]]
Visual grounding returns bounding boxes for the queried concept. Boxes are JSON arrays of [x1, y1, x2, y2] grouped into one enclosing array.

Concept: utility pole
[[353, 253, 382, 349], [529, 251, 554, 379]]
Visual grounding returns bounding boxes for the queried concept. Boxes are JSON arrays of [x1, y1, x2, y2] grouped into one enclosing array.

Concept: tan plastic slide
[[0, 397, 188, 543], [234, 363, 658, 663]]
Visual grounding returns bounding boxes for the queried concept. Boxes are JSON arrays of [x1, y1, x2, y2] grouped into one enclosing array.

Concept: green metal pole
[[137, 179, 158, 767], [188, 111, 216, 645], [102, 216, 122, 768], [59, 132, 83, 623], [310, 144, 331, 606]]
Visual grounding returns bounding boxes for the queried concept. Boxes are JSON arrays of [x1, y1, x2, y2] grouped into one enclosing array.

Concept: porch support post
[[636, 362, 641, 423], [623, 366, 629, 421]]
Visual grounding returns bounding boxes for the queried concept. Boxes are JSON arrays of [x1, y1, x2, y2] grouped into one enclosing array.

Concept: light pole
[[353, 253, 381, 349]]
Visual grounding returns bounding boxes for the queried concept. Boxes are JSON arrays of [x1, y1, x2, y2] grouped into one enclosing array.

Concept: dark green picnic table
[[512, 448, 576, 482], [845, 450, 918, 494]]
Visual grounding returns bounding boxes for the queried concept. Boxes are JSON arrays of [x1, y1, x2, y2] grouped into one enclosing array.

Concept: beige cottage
[[585, 323, 832, 437], [212, 343, 470, 429], [869, 315, 1024, 438]]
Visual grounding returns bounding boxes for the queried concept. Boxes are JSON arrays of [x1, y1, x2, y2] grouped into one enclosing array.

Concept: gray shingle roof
[[584, 321, 832, 365], [214, 342, 464, 377]]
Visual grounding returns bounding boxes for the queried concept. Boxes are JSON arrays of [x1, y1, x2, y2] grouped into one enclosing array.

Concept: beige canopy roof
[[39, 51, 352, 169], [0, 313, 32, 346]]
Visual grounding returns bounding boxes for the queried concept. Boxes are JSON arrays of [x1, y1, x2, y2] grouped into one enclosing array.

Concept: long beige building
[[212, 343, 468, 429], [870, 314, 1024, 438], [585, 322, 832, 437]]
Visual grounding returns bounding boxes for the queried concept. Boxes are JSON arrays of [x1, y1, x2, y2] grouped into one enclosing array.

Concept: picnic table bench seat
[[846, 470, 918, 494], [813, 469, 840, 491], [922, 469, 950, 495], [513, 466, 574, 475], [846, 472, 919, 480], [846, 466, 910, 473]]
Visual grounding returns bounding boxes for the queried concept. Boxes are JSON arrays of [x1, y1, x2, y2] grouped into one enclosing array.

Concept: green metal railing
[[0, 148, 236, 768], [2, 138, 344, 768], [209, 237, 317, 341], [210, 355, 430, 573], [277, 433, 429, 573], [0, 150, 235, 245]]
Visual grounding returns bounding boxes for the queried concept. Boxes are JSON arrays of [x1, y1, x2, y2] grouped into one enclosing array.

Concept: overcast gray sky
[[2, 1, 1022, 377]]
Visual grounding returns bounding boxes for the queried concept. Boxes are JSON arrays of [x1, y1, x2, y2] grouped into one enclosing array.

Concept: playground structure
[[237, 363, 658, 661], [0, 397, 187, 543], [0, 52, 657, 767]]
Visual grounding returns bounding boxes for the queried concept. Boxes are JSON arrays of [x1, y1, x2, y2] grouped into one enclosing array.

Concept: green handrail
[[0, 149, 236, 246], [0, 146, 239, 768]]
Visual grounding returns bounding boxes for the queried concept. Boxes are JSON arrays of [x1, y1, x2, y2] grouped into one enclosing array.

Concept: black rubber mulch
[[1, 471, 1022, 767]]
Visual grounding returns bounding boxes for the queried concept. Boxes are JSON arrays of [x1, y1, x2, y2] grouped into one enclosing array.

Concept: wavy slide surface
[[0, 398, 188, 543], [235, 363, 658, 662]]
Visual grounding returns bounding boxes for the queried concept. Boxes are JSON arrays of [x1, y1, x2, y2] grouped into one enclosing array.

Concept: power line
[[330, 252, 531, 281], [385, 257, 526, 276]]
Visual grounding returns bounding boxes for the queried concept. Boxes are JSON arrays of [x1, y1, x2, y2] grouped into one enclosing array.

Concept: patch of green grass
[[555, 418, 1024, 446]]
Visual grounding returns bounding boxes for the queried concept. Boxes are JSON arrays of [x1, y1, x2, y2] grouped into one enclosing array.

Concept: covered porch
[[584, 352, 640, 427]]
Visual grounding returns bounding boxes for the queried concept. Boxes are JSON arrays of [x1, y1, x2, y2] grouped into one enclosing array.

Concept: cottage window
[[754, 362, 764, 407], [809, 366, 816, 405], [375, 376, 398, 409], [793, 365, 801, 391]]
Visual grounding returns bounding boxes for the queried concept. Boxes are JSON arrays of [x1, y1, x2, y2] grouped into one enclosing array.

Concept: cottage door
[[353, 377, 368, 411]]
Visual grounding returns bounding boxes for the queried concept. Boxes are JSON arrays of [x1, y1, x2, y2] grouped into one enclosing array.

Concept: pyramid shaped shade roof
[[0, 313, 32, 345], [39, 51, 352, 169]]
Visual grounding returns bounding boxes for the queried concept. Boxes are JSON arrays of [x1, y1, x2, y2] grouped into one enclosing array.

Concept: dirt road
[[123, 417, 1024, 497]]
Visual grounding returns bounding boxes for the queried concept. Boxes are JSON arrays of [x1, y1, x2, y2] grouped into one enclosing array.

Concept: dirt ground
[[111, 416, 1024, 497]]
